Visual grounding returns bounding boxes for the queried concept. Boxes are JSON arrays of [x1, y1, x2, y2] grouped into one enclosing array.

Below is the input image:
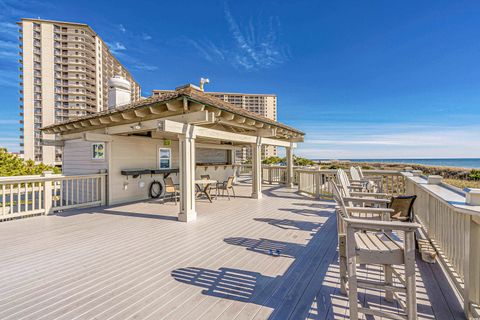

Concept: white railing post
[[315, 170, 321, 198], [465, 216, 480, 318], [42, 171, 53, 215], [99, 169, 107, 206]]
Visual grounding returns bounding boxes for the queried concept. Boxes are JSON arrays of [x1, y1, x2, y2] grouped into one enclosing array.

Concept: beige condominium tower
[[19, 18, 141, 165], [152, 90, 278, 161]]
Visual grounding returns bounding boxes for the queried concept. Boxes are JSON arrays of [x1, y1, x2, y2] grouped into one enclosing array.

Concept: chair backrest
[[226, 176, 234, 188], [330, 181, 350, 233], [200, 175, 210, 180], [350, 167, 361, 180], [164, 177, 176, 192], [335, 169, 352, 198], [356, 166, 365, 179], [388, 195, 417, 222]]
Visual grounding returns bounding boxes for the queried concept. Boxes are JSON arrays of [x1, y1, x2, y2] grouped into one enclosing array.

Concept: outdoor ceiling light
[[131, 123, 142, 130]]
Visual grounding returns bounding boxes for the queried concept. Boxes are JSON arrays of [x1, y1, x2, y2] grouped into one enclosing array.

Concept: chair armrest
[[345, 206, 392, 221], [343, 196, 391, 205], [345, 207, 394, 214], [350, 179, 364, 183], [347, 185, 364, 191], [350, 191, 390, 198], [363, 176, 383, 180], [345, 218, 420, 232]]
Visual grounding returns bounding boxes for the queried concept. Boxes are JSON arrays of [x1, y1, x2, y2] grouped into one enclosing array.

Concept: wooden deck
[[0, 180, 465, 319]]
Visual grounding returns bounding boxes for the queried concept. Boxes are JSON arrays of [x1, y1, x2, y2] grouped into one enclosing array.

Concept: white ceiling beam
[[99, 117, 111, 124], [234, 115, 246, 124], [159, 120, 293, 147], [121, 111, 136, 120], [189, 102, 205, 112], [220, 111, 235, 121], [134, 108, 150, 117], [149, 104, 165, 114], [166, 101, 182, 111]]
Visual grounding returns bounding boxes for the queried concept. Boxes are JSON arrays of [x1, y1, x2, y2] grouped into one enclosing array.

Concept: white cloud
[[106, 41, 126, 54], [296, 125, 480, 159], [0, 69, 19, 88], [133, 63, 158, 71], [118, 24, 126, 33], [186, 2, 289, 71], [142, 33, 152, 41], [0, 22, 19, 38], [0, 119, 18, 124], [223, 3, 288, 70]]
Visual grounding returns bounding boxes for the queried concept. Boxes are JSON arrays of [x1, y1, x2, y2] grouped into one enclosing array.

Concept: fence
[[296, 169, 407, 198], [297, 168, 480, 316], [0, 172, 107, 221], [405, 175, 480, 318]]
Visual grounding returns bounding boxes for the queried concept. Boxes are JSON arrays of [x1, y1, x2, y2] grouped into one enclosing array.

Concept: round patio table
[[194, 179, 217, 203]]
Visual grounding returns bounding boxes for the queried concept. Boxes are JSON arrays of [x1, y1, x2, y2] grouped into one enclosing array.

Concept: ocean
[[339, 158, 480, 169]]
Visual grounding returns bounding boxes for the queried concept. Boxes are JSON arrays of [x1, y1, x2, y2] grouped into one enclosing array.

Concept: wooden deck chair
[[354, 166, 383, 192], [200, 174, 219, 197], [331, 181, 420, 320], [217, 176, 236, 200], [335, 169, 391, 208], [163, 177, 180, 204]]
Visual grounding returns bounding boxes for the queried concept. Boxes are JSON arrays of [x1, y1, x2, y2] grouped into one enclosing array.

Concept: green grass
[[444, 179, 480, 190]]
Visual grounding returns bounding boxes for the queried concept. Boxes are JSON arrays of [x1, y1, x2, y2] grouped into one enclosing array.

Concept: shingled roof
[[42, 84, 304, 136]]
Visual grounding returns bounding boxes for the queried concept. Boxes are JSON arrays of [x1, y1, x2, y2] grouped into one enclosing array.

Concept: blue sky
[[1, 0, 479, 159]]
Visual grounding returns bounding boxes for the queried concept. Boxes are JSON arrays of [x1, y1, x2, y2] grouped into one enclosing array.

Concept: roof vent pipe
[[199, 77, 209, 91], [108, 76, 131, 109]]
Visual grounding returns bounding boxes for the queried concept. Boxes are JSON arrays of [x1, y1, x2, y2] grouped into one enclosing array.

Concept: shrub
[[0, 148, 60, 176], [469, 169, 480, 180]]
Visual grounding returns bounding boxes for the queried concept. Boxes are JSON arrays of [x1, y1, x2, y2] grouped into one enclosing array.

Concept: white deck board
[[0, 179, 465, 319]]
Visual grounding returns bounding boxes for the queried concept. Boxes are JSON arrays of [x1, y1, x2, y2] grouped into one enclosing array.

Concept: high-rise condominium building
[[19, 18, 141, 164], [152, 90, 278, 160]]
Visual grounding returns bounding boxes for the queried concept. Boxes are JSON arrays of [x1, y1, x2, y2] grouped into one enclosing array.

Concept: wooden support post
[[178, 125, 197, 222], [42, 171, 53, 215], [251, 137, 262, 199], [286, 144, 294, 188]]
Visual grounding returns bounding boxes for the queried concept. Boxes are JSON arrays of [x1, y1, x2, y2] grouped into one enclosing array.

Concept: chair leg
[[339, 234, 347, 295], [404, 232, 417, 319], [346, 230, 359, 320], [231, 187, 236, 198], [226, 189, 230, 200], [384, 265, 393, 302]]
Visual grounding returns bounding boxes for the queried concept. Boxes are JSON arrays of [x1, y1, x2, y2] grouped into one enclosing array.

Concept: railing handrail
[[0, 173, 107, 184], [403, 173, 480, 217]]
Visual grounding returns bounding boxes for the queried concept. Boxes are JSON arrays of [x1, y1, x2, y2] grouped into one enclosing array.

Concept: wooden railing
[[404, 174, 480, 318], [296, 169, 406, 198], [297, 168, 480, 316], [0, 171, 107, 222], [262, 166, 288, 184], [237, 164, 308, 185]]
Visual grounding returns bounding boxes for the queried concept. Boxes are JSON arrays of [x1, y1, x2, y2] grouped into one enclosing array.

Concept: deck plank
[[0, 180, 465, 320]]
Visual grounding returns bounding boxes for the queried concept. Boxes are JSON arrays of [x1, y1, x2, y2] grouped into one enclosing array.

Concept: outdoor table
[[194, 179, 217, 203]]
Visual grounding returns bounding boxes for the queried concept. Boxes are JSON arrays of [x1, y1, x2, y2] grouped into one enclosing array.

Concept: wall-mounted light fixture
[[131, 122, 142, 130]]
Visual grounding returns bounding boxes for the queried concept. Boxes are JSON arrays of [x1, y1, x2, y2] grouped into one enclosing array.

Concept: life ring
[[149, 181, 163, 198]]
